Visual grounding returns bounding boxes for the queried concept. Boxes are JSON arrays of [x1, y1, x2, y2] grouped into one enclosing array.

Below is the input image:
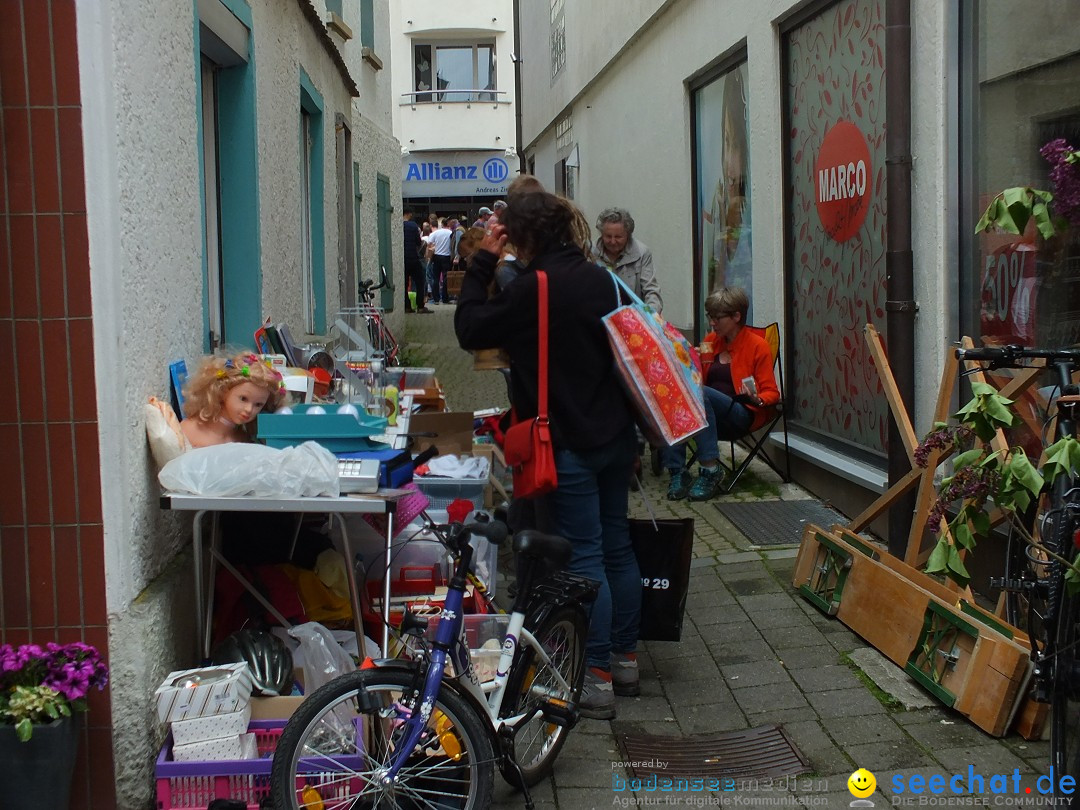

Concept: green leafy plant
[[975, 187, 1058, 240], [916, 381, 1080, 589]]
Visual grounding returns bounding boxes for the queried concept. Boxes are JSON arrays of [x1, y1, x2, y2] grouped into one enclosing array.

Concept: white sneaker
[[611, 652, 640, 696], [579, 668, 615, 720]]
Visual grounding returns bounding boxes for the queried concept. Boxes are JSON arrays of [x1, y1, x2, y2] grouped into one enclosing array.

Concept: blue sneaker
[[688, 466, 725, 501], [667, 469, 692, 501]]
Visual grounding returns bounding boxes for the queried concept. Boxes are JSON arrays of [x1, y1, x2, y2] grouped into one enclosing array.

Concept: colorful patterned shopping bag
[[602, 272, 707, 447]]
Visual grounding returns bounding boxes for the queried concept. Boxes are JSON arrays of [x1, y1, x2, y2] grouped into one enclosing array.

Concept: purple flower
[[1041, 138, 1080, 227], [0, 641, 108, 710]]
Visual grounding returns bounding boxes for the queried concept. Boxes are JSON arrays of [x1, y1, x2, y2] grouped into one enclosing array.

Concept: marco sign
[[402, 151, 511, 197], [813, 120, 872, 243]]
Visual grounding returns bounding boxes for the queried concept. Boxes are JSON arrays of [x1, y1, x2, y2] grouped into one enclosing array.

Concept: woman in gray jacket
[[594, 207, 663, 315]]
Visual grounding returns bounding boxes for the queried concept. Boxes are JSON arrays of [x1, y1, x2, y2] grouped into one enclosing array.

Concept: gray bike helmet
[[211, 629, 294, 696]]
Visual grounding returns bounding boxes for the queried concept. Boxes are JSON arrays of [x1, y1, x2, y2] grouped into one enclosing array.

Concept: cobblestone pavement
[[403, 305, 1051, 809]]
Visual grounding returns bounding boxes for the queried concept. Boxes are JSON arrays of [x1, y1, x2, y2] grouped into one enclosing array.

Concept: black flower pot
[[0, 715, 79, 810]]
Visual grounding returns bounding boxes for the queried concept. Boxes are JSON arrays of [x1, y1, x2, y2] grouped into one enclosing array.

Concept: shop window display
[[783, 0, 888, 454], [693, 62, 753, 320], [961, 4, 1080, 352]]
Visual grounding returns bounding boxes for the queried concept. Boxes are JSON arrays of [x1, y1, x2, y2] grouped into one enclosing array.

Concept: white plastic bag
[[158, 441, 340, 498], [287, 621, 358, 694], [288, 622, 359, 742]]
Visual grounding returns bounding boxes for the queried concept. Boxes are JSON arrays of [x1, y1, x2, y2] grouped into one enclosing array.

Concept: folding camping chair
[[720, 322, 790, 492]]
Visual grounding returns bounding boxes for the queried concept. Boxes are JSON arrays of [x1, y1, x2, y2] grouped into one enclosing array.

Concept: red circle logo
[[814, 121, 872, 243]]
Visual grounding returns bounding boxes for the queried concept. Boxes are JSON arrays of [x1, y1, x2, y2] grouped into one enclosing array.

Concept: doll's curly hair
[[182, 352, 285, 424]]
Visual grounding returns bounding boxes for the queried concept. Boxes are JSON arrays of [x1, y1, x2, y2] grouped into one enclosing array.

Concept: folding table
[[161, 492, 404, 659]]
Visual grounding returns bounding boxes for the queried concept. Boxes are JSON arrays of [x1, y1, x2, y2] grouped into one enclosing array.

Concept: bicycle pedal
[[539, 696, 578, 728]]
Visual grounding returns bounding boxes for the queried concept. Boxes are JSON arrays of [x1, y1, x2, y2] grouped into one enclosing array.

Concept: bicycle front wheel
[[498, 605, 588, 788], [271, 668, 495, 810]]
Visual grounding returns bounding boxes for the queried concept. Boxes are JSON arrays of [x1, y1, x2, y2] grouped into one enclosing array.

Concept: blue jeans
[[662, 386, 753, 471], [548, 424, 639, 668]]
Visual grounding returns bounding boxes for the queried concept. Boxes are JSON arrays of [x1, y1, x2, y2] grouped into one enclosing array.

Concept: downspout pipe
[[512, 0, 526, 174], [885, 0, 917, 556]]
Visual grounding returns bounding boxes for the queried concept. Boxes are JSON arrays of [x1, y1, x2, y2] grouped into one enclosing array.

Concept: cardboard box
[[170, 704, 251, 746], [409, 411, 474, 456], [249, 695, 306, 721], [172, 731, 258, 763], [155, 663, 253, 724], [403, 377, 446, 413]]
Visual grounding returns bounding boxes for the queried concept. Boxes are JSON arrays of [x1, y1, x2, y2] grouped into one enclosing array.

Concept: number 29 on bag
[[642, 577, 670, 589]]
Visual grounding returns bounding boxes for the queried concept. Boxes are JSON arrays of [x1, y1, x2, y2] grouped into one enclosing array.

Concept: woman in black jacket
[[455, 191, 640, 720]]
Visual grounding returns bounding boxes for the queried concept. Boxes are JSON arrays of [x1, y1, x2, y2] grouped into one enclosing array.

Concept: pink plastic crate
[[155, 719, 364, 810]]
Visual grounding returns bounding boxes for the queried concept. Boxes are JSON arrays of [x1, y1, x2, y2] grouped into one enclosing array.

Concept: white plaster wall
[[518, 0, 671, 144], [77, 0, 206, 802], [353, 113, 407, 338], [253, 2, 355, 332], [910, 0, 953, 433], [347, 0, 396, 128], [519, 0, 954, 451], [400, 104, 514, 153], [78, 0, 394, 803]]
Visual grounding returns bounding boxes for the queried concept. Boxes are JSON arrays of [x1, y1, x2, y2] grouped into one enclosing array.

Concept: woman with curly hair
[[455, 190, 639, 720]]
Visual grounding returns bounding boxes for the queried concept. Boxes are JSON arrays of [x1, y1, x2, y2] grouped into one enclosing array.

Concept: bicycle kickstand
[[497, 726, 536, 810]]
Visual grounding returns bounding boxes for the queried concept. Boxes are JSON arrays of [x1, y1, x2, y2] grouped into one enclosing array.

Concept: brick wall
[[0, 0, 115, 806]]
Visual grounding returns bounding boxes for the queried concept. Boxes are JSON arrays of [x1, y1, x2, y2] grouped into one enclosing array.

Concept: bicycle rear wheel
[[1052, 588, 1080, 795], [498, 605, 588, 788], [271, 668, 494, 810], [1002, 506, 1052, 644]]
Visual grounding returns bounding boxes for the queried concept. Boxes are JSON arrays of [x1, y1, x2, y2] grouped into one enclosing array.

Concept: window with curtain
[[413, 43, 496, 102]]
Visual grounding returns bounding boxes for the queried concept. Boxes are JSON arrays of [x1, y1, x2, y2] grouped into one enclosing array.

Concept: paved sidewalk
[[404, 305, 1051, 809]]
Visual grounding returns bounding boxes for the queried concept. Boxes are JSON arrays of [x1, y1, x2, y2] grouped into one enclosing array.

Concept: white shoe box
[[172, 731, 258, 763], [170, 704, 251, 747], [155, 662, 253, 723]]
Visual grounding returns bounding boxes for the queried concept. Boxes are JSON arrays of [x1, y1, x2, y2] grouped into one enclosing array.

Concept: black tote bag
[[630, 517, 694, 641]]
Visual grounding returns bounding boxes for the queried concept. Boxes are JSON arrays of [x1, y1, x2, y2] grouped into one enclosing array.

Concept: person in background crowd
[[420, 221, 436, 299], [594, 207, 663, 315], [489, 199, 507, 225], [455, 190, 641, 721], [449, 218, 466, 271], [429, 218, 454, 304], [472, 206, 493, 228], [663, 287, 778, 501], [402, 208, 431, 313]]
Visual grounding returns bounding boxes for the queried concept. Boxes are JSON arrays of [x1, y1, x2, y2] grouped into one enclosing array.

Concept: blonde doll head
[[182, 352, 286, 426]]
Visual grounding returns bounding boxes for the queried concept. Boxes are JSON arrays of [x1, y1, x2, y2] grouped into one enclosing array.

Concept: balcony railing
[[401, 89, 508, 105]]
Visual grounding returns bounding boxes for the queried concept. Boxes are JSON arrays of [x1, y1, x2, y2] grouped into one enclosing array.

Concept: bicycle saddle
[[512, 529, 573, 568]]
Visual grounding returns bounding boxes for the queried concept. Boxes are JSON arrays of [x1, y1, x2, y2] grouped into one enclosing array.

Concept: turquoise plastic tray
[[257, 405, 388, 452]]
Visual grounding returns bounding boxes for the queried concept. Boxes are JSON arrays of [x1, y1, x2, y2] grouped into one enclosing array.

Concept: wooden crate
[[446, 270, 465, 299], [793, 524, 1034, 737]]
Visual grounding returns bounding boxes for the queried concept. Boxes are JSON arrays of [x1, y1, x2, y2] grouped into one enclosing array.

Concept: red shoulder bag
[[502, 271, 558, 498]]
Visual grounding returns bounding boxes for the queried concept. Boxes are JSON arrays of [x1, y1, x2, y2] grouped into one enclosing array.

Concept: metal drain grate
[[714, 499, 847, 547], [616, 724, 810, 780]]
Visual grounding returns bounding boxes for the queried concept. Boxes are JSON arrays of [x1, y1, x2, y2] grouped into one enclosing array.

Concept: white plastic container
[[154, 663, 253, 724], [170, 704, 252, 746]]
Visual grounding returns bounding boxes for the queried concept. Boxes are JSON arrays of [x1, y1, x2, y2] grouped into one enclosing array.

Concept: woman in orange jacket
[[664, 287, 780, 500]]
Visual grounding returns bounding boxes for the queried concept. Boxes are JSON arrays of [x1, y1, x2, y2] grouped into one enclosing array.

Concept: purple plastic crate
[[155, 718, 365, 810]]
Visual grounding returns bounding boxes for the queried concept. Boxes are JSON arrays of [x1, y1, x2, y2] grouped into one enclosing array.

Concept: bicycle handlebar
[[956, 345, 1080, 365], [464, 519, 508, 546]]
